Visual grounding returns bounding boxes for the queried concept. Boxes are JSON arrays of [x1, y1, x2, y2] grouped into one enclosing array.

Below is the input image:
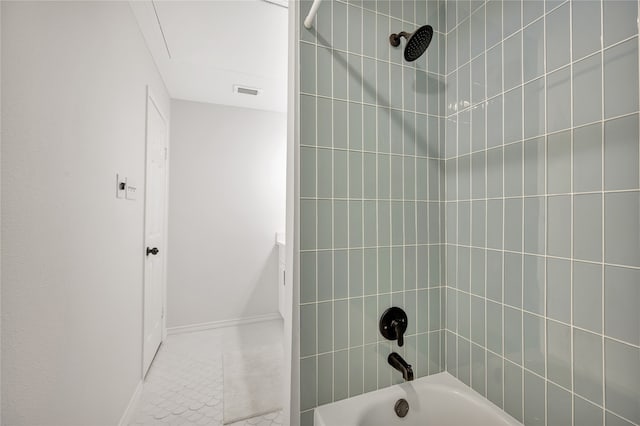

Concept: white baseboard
[[166, 312, 282, 335], [118, 380, 143, 426]]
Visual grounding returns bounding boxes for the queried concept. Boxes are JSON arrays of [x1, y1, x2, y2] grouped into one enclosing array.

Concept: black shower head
[[389, 25, 434, 62]]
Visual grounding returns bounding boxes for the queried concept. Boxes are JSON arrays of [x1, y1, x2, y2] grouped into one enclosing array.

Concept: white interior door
[[143, 89, 168, 377]]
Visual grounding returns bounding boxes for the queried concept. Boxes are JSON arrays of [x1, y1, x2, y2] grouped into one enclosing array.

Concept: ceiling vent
[[233, 85, 261, 96]]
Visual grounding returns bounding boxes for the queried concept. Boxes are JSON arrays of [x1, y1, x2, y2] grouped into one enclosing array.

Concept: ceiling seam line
[[151, 0, 172, 59]]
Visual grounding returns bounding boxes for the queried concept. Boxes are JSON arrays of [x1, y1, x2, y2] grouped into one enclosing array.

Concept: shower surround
[[298, 0, 447, 423], [443, 1, 639, 425], [297, 1, 640, 425]]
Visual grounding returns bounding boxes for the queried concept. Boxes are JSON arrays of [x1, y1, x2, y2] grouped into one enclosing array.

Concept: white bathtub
[[314, 372, 521, 426]]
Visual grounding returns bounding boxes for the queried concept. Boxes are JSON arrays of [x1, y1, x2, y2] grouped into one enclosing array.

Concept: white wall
[[285, 1, 298, 424], [1, 2, 170, 425], [168, 100, 286, 328]]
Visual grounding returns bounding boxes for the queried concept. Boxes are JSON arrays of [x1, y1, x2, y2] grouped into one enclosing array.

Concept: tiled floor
[[129, 319, 284, 426]]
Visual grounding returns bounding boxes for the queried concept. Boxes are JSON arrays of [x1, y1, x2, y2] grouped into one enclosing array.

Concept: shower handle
[[392, 318, 405, 347], [380, 307, 408, 347]]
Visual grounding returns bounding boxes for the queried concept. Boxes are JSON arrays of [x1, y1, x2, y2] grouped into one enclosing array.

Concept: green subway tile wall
[[444, 1, 640, 425], [298, 0, 447, 422]]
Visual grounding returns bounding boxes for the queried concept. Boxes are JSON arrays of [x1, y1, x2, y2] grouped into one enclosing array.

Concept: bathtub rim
[[313, 371, 521, 426]]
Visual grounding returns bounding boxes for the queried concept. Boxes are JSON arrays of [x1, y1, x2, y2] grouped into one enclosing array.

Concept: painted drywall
[[285, 2, 297, 425], [167, 100, 286, 328], [130, 1, 288, 112], [1, 2, 170, 425]]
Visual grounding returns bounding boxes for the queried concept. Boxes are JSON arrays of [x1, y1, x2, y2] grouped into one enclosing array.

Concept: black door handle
[[146, 247, 159, 256]]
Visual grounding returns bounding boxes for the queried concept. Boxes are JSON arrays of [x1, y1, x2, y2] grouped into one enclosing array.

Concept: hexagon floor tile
[[129, 320, 284, 426]]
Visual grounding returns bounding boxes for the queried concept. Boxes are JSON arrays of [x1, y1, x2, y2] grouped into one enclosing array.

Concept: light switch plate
[[125, 179, 138, 200], [116, 174, 126, 199]]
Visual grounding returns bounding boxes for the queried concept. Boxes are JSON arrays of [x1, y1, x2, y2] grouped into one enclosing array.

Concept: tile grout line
[[316, 4, 322, 407], [500, 0, 506, 412], [542, 4, 549, 424], [568, 0, 575, 422], [386, 8, 392, 389], [329, 0, 335, 407], [443, 0, 449, 377], [300, 234, 640, 276], [300, 185, 640, 202], [374, 0, 380, 393], [483, 0, 489, 400], [360, 0, 366, 396], [345, 0, 351, 399], [519, 1, 526, 420], [599, 0, 607, 420], [465, 0, 474, 391], [454, 0, 461, 383]]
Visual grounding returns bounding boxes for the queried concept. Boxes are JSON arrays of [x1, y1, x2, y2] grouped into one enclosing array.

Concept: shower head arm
[[389, 31, 413, 47]]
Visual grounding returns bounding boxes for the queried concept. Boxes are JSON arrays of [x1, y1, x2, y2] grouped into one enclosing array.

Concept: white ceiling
[[131, 0, 288, 112]]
